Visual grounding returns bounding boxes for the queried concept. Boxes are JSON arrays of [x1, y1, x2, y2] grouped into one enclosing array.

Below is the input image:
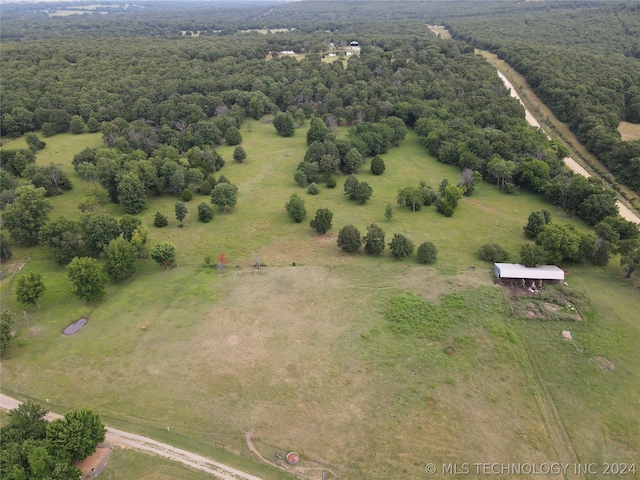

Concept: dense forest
[[444, 1, 640, 193], [2, 0, 639, 200], [0, 1, 637, 263]]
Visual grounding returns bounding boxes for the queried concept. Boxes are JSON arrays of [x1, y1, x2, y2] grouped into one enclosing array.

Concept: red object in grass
[[286, 452, 300, 465]]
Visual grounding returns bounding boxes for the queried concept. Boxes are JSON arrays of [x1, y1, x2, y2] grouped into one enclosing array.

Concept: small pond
[[63, 318, 88, 335]]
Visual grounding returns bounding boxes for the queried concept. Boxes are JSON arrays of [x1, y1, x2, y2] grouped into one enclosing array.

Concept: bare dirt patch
[[592, 356, 615, 371], [76, 446, 111, 479]]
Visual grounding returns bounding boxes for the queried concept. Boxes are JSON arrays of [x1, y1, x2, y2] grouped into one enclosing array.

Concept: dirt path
[[0, 394, 264, 480], [495, 68, 639, 224]]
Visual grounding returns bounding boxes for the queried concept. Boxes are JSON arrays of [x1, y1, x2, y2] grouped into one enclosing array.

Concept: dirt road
[[0, 394, 264, 480], [496, 68, 640, 224]]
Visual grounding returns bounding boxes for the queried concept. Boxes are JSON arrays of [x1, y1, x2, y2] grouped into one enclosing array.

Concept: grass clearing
[[618, 120, 640, 142], [1, 121, 639, 479]]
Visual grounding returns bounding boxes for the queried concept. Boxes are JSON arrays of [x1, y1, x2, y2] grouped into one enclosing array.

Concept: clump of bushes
[[478, 243, 509, 263]]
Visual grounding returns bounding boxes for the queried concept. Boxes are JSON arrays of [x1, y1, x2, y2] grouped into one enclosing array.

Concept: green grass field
[[1, 121, 639, 479], [99, 448, 226, 480], [618, 121, 640, 142]]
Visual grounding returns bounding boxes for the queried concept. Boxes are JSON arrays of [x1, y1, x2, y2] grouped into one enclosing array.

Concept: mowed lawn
[[1, 121, 638, 479]]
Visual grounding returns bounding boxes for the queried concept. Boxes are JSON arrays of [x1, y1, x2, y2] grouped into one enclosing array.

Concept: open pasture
[[1, 120, 638, 479], [618, 121, 640, 142]]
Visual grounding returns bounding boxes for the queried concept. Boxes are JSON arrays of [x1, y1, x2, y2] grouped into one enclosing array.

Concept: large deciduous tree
[[536, 223, 581, 264], [211, 183, 237, 212], [3, 185, 52, 246], [104, 237, 138, 280], [15, 273, 46, 308], [523, 210, 551, 239], [46, 409, 106, 462], [83, 213, 120, 253], [150, 242, 176, 269], [117, 172, 147, 214], [67, 257, 108, 301], [354, 181, 373, 204], [342, 148, 363, 174], [383, 116, 408, 145], [39, 216, 82, 264], [118, 215, 142, 242], [618, 239, 640, 278]]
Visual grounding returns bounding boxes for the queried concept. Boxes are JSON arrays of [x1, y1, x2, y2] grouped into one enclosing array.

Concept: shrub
[[154, 211, 168, 227], [370, 155, 385, 175], [233, 146, 247, 163], [285, 193, 306, 223], [478, 243, 509, 263], [197, 202, 213, 223], [435, 198, 454, 217], [416, 242, 438, 264], [224, 126, 242, 146], [326, 177, 336, 189], [389, 234, 414, 259], [363, 224, 385, 254], [294, 170, 308, 187], [307, 183, 319, 195], [310, 208, 333, 234], [181, 188, 194, 202]]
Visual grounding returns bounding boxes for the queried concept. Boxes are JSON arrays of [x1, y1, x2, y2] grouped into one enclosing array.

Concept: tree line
[[0, 401, 105, 479], [444, 1, 640, 194]]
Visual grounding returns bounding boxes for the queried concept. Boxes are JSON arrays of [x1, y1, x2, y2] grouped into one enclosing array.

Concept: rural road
[[0, 394, 264, 480], [496, 70, 640, 225]]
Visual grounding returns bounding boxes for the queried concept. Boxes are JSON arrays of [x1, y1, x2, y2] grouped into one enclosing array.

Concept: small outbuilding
[[493, 263, 565, 284]]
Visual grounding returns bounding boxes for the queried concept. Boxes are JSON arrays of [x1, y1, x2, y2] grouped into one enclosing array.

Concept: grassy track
[[1, 121, 639, 479]]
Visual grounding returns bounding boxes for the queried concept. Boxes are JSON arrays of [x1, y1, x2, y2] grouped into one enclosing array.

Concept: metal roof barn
[[493, 263, 565, 281]]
